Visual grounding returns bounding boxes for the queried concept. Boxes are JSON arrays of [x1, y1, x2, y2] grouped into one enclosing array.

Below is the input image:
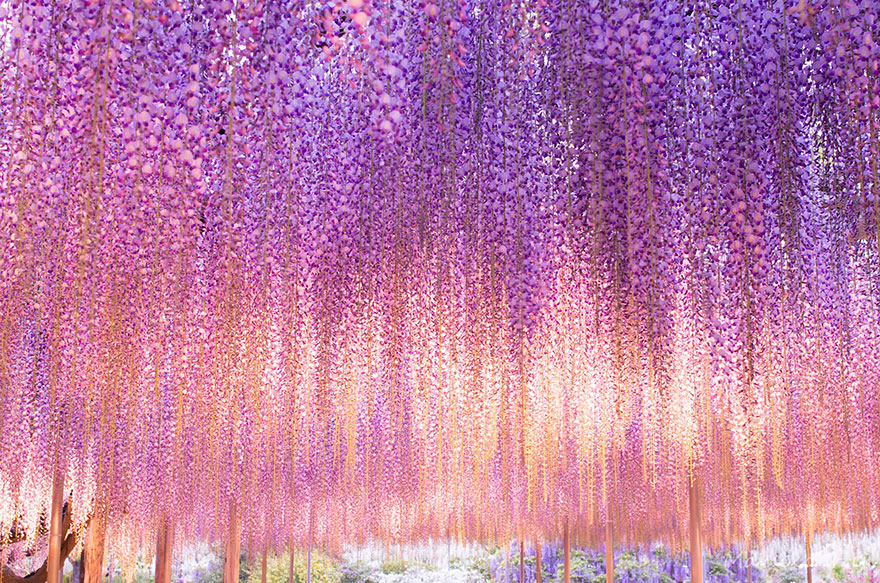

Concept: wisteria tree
[[0, 0, 878, 581]]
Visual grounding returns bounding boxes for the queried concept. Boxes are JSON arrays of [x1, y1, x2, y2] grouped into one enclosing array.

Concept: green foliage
[[339, 561, 377, 583], [469, 556, 493, 581], [192, 556, 224, 583], [260, 552, 339, 583], [765, 563, 803, 583], [652, 546, 669, 560], [606, 550, 669, 583], [121, 560, 164, 583], [517, 556, 547, 583], [240, 554, 253, 583], [544, 550, 604, 583], [813, 554, 880, 583], [379, 560, 408, 575], [708, 559, 729, 577], [447, 555, 491, 583]]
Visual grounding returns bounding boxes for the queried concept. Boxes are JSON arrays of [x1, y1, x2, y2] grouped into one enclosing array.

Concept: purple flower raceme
[[0, 0, 877, 556]]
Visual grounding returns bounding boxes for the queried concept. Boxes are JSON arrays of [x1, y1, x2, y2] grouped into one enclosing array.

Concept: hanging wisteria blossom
[[0, 0, 879, 575]]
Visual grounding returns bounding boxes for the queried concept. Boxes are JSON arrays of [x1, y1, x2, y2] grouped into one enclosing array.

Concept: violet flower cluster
[[0, 0, 878, 559]]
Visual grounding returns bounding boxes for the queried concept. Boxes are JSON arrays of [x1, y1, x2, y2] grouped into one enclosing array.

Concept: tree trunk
[[47, 471, 65, 583], [689, 476, 703, 583], [82, 511, 107, 583], [260, 548, 267, 583], [223, 509, 241, 583], [2, 503, 81, 583], [155, 517, 174, 583]]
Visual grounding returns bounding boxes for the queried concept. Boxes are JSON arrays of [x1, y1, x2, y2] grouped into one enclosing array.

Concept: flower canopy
[[0, 0, 879, 558]]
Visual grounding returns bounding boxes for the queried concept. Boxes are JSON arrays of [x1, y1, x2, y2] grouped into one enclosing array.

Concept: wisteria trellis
[[0, 0, 879, 560]]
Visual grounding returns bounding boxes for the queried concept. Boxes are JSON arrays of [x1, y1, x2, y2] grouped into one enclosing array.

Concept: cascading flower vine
[[0, 0, 879, 561]]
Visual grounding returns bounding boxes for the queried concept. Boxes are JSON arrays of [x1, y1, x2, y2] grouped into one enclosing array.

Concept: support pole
[[47, 471, 65, 583], [519, 540, 524, 583], [154, 517, 174, 583], [563, 522, 571, 583], [534, 540, 542, 583], [688, 476, 703, 583], [223, 508, 241, 583], [605, 520, 614, 583]]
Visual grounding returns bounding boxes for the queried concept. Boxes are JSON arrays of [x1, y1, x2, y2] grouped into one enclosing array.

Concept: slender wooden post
[[155, 517, 174, 583], [534, 540, 542, 583], [805, 534, 812, 583], [688, 476, 703, 583], [224, 508, 241, 583], [519, 540, 525, 583], [562, 522, 571, 583], [47, 471, 65, 583], [604, 519, 614, 583]]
